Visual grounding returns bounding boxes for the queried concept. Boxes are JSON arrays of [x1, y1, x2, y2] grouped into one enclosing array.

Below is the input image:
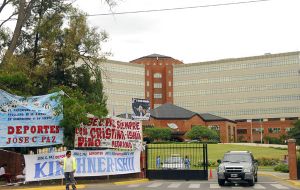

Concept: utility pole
[[260, 118, 263, 144], [250, 119, 253, 143]]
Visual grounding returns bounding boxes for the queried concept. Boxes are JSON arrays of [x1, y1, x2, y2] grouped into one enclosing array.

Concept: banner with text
[[0, 90, 63, 147], [74, 117, 142, 150], [24, 150, 141, 182]]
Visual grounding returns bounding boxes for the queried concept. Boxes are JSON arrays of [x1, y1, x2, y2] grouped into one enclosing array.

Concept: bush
[[274, 163, 289, 173], [194, 160, 217, 167], [257, 157, 280, 166]]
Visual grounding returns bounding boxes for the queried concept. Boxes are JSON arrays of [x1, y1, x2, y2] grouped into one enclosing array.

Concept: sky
[[2, 0, 300, 63]]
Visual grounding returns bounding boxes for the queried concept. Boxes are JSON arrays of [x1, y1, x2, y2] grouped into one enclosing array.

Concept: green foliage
[[0, 2, 109, 148], [274, 163, 289, 173], [288, 120, 300, 145], [185, 126, 219, 141], [144, 128, 172, 142], [256, 157, 280, 166], [263, 135, 286, 145]]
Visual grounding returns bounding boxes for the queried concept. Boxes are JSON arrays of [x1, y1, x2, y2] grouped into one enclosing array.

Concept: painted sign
[[0, 90, 63, 147], [24, 150, 141, 181], [74, 117, 143, 150]]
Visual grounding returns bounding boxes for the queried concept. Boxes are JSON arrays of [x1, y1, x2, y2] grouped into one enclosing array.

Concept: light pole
[[260, 118, 263, 144], [250, 119, 253, 143]]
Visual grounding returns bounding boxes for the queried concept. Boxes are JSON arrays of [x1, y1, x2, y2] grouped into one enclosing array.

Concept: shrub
[[274, 163, 289, 173], [257, 157, 280, 166]]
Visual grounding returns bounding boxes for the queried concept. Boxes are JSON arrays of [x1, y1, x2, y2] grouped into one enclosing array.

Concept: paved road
[[82, 176, 297, 190]]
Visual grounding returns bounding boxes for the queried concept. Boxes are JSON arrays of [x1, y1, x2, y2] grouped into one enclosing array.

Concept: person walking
[[60, 151, 77, 190], [184, 156, 191, 169], [156, 156, 161, 169]]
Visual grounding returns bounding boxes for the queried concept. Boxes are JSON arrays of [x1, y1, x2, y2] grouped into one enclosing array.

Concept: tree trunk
[[1, 0, 35, 64]]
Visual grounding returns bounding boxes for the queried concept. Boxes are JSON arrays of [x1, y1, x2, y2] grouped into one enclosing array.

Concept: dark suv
[[217, 151, 258, 186]]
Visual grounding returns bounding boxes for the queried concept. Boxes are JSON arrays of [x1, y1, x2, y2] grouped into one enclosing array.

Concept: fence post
[[288, 139, 298, 180]]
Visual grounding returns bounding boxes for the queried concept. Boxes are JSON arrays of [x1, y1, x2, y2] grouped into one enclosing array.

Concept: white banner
[[74, 117, 143, 150], [24, 150, 141, 182]]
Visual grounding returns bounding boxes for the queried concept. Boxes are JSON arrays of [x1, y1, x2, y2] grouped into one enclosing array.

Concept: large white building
[[173, 52, 300, 120], [101, 60, 145, 115], [102, 51, 300, 121]]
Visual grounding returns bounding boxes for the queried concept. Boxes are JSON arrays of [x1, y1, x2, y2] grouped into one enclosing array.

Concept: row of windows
[[238, 127, 291, 135], [103, 78, 144, 86], [104, 65, 144, 75], [154, 73, 162, 78], [174, 83, 300, 97], [103, 89, 144, 97], [154, 83, 162, 88], [174, 70, 298, 86], [154, 93, 162, 98], [210, 107, 300, 117], [176, 94, 300, 107], [106, 99, 130, 106], [174, 57, 298, 76]]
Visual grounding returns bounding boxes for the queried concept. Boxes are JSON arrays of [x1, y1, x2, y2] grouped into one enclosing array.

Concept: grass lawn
[[207, 144, 287, 161]]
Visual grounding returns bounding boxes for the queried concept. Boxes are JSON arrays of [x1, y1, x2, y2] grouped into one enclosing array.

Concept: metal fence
[[146, 143, 208, 180]]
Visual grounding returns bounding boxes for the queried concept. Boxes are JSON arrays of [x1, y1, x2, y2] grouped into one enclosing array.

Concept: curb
[[114, 179, 149, 185], [1, 184, 86, 190], [259, 172, 300, 188]]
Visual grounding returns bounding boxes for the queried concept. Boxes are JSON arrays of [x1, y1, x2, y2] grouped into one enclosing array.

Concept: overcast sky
[[2, 0, 300, 63]]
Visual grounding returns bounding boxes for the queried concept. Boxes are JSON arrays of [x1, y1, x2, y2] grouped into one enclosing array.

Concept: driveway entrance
[[145, 143, 208, 180]]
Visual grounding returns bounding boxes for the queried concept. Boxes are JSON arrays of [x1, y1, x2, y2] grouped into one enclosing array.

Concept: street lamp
[[260, 118, 263, 144]]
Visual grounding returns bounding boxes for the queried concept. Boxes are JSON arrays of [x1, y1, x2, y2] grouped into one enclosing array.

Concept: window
[[252, 128, 264, 134], [168, 92, 172, 97], [237, 129, 247, 134], [146, 91, 149, 97], [208, 125, 220, 131], [146, 70, 149, 76], [268, 128, 280, 133], [146, 81, 149, 86], [168, 70, 171, 74], [154, 83, 162, 88], [154, 73, 162, 78], [154, 93, 162, 99], [168, 81, 172, 87], [285, 128, 292, 132]]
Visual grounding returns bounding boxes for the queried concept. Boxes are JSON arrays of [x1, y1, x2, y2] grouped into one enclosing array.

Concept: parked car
[[162, 155, 184, 169], [217, 151, 258, 186]]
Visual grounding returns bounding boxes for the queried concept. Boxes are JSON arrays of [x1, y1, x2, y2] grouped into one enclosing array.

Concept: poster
[[74, 117, 143, 150], [0, 90, 63, 147], [24, 150, 141, 182], [131, 98, 150, 120]]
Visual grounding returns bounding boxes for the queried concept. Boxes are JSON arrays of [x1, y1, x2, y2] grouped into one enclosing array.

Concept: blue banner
[[0, 90, 63, 147]]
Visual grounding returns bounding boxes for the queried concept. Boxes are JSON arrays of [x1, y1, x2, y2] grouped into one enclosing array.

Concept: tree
[[288, 120, 300, 145], [144, 128, 172, 142], [0, 0, 117, 64], [0, 3, 110, 148], [185, 126, 219, 142]]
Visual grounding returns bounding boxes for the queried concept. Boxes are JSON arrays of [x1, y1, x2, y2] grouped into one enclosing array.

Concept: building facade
[[130, 54, 183, 109], [101, 60, 145, 115], [102, 51, 300, 143]]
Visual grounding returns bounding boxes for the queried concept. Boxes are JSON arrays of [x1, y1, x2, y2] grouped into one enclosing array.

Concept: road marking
[[188, 184, 200, 188], [210, 184, 221, 189], [168, 183, 181, 188], [147, 182, 163, 188], [128, 184, 140, 187], [253, 184, 266, 189], [270, 184, 289, 189]]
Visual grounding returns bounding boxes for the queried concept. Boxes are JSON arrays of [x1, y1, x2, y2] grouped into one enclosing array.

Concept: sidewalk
[[259, 171, 300, 188], [0, 178, 149, 190]]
